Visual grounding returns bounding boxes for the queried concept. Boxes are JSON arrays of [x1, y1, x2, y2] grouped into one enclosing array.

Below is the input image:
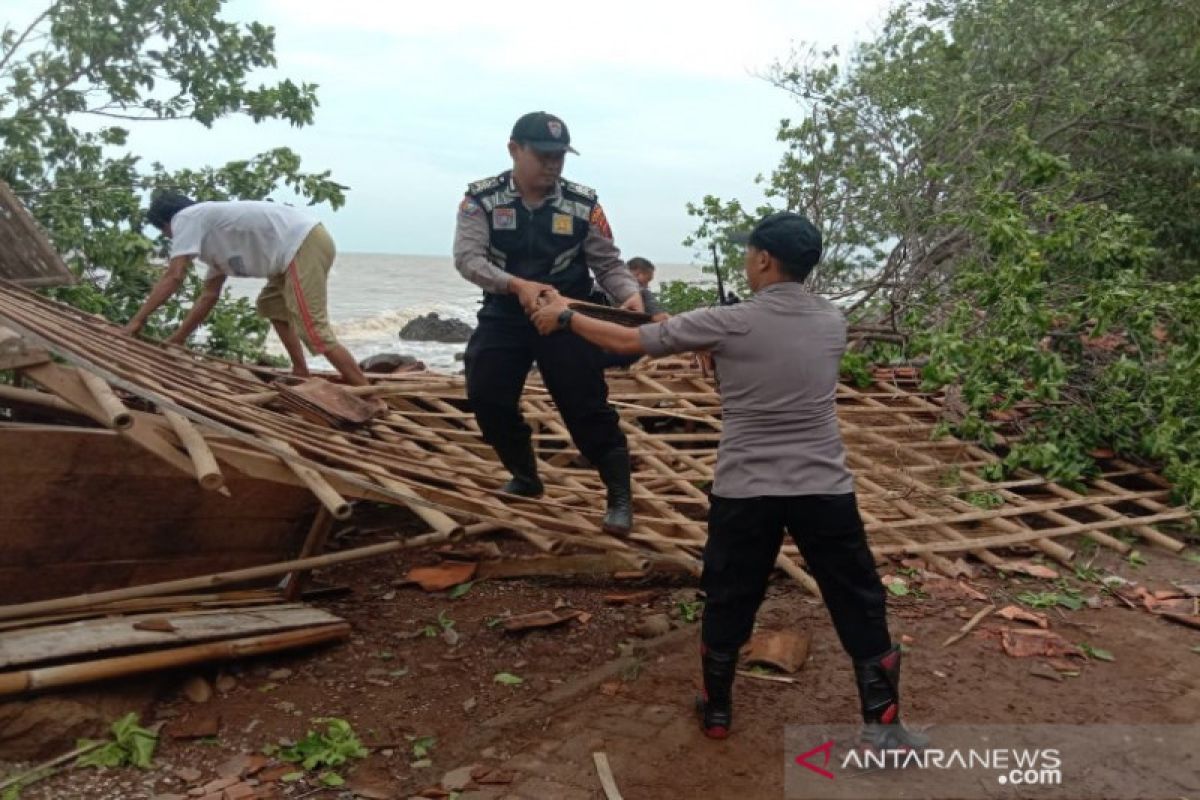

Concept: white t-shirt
[[169, 201, 319, 280]]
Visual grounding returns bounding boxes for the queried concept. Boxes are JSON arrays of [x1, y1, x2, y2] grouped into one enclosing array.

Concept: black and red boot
[[695, 645, 737, 739], [853, 645, 928, 751]]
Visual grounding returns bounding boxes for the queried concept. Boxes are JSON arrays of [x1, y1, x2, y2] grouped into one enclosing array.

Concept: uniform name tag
[[493, 208, 517, 230], [552, 213, 573, 235]]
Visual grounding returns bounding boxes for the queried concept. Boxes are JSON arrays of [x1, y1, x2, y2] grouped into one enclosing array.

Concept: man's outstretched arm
[[123, 256, 192, 336], [166, 273, 227, 345], [531, 295, 646, 354]]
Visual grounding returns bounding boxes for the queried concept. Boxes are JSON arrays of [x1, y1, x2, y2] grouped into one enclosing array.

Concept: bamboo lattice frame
[[0, 280, 1194, 593]]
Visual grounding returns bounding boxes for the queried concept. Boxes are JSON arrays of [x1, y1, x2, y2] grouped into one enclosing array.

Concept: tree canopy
[[685, 0, 1200, 506], [1, 0, 346, 359]]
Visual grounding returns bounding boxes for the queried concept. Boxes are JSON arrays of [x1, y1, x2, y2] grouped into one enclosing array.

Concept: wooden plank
[[0, 604, 342, 669], [0, 624, 350, 698], [0, 425, 316, 603]]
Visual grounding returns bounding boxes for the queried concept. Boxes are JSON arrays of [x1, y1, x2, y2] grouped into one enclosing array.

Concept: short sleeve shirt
[[640, 288, 663, 317], [170, 201, 319, 281], [637, 282, 854, 498]]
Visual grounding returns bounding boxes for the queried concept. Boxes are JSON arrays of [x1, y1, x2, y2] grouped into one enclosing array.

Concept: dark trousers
[[464, 314, 627, 464], [701, 493, 891, 661]]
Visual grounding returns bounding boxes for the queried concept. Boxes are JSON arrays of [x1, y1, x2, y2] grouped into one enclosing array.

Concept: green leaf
[[1080, 643, 1115, 662], [320, 772, 345, 787], [409, 735, 436, 758], [494, 672, 524, 686], [277, 718, 368, 772], [281, 772, 304, 782], [75, 713, 158, 770], [886, 582, 910, 597], [448, 581, 475, 599], [1056, 594, 1085, 611]]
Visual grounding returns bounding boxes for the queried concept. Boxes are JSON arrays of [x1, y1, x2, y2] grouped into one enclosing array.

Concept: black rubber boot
[[495, 440, 544, 498], [595, 447, 633, 535], [694, 645, 737, 739], [853, 645, 929, 751]]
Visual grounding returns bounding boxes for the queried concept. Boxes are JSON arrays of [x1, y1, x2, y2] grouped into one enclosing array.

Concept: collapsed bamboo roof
[[0, 279, 1194, 592]]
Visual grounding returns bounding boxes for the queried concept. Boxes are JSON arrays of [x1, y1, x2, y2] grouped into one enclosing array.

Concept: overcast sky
[[14, 0, 892, 261]]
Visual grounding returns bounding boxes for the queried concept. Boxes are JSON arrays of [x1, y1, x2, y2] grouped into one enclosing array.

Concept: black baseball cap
[[730, 211, 822, 271], [510, 111, 579, 154], [146, 189, 196, 229]]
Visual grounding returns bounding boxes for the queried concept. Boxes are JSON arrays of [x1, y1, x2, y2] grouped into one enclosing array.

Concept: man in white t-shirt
[[122, 191, 371, 387]]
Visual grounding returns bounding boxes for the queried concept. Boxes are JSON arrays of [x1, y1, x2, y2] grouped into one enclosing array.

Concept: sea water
[[225, 253, 705, 372]]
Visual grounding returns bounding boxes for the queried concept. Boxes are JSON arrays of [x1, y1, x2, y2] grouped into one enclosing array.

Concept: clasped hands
[[514, 278, 642, 336]]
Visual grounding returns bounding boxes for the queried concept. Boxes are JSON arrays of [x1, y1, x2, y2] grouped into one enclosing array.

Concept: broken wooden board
[[0, 425, 317, 603], [275, 377, 378, 427], [0, 604, 343, 669]]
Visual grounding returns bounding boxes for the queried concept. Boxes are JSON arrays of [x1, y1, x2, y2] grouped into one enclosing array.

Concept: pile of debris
[[0, 170, 1194, 699]]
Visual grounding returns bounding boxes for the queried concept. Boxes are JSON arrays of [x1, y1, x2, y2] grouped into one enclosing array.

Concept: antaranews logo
[[794, 740, 836, 780]]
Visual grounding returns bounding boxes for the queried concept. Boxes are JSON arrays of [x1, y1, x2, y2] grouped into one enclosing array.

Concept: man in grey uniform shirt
[[531, 212, 926, 749], [454, 112, 644, 534]]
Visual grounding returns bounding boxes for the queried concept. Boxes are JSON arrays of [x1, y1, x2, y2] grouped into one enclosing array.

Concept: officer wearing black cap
[[453, 111, 644, 534], [530, 211, 927, 749]]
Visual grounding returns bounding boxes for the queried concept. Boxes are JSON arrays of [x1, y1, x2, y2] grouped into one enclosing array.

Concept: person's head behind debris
[[146, 190, 196, 232]]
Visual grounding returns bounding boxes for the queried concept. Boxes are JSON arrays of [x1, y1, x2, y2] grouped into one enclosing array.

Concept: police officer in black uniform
[[452, 112, 644, 534]]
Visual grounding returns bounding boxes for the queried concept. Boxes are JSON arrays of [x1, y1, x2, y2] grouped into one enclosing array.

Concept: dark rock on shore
[[359, 352, 426, 374], [399, 313, 473, 343]]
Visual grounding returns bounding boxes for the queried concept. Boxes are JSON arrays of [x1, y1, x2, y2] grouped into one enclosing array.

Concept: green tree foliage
[[1, 1, 347, 360], [691, 0, 1200, 508]]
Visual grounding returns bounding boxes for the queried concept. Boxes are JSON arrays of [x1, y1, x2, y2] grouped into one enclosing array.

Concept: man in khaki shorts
[[124, 190, 371, 387]]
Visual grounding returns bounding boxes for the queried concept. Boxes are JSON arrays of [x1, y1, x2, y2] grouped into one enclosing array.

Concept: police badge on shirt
[[552, 213, 573, 235], [493, 208, 516, 230]]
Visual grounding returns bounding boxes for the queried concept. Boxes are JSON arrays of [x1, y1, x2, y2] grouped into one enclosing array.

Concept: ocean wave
[[332, 304, 474, 341]]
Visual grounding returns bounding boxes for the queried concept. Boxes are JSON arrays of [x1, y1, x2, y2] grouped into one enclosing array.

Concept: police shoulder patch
[[589, 204, 613, 239], [560, 179, 597, 201], [467, 175, 502, 195], [458, 197, 482, 217]]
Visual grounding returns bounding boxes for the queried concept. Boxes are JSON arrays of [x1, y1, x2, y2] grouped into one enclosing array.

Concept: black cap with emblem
[[510, 111, 579, 155], [730, 211, 823, 277]]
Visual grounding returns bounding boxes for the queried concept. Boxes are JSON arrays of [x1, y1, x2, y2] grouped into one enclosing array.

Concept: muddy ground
[[3, 506, 1198, 800]]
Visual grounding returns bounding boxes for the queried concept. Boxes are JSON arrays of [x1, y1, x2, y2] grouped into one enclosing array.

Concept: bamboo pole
[[163, 409, 224, 491], [282, 509, 335, 601], [0, 742, 103, 793], [77, 369, 132, 429], [872, 509, 1193, 556], [0, 532, 455, 622], [942, 604, 996, 648], [0, 624, 350, 698], [0, 383, 85, 416], [262, 436, 352, 520], [858, 382, 1187, 552]]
